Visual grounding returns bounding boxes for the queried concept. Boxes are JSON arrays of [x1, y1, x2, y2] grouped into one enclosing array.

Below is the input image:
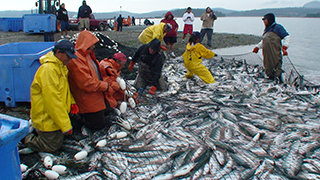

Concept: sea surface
[[149, 17, 320, 84]]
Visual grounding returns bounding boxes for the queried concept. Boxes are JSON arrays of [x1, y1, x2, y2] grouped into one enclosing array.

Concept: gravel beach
[[0, 26, 261, 119]]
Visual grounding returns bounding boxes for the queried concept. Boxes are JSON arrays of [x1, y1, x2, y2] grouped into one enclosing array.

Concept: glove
[[128, 61, 135, 72], [252, 47, 259, 53], [148, 86, 157, 95], [160, 45, 167, 51], [107, 83, 116, 95], [132, 92, 140, 104], [282, 46, 288, 56], [70, 104, 79, 114], [65, 129, 73, 135], [106, 67, 117, 76]]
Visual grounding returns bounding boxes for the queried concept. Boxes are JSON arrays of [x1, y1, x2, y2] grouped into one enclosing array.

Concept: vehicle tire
[[98, 23, 105, 31]]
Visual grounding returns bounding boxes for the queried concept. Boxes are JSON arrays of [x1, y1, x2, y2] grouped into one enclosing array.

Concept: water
[[150, 17, 320, 84]]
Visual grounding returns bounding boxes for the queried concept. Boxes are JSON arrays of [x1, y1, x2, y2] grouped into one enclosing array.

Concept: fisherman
[[57, 3, 71, 39], [138, 22, 172, 51], [182, 32, 218, 86], [77, 0, 92, 31], [252, 13, 290, 83], [67, 31, 115, 131], [99, 53, 139, 108], [128, 38, 168, 95], [161, 11, 179, 57], [22, 39, 78, 153], [200, 7, 217, 47], [181, 7, 195, 43]]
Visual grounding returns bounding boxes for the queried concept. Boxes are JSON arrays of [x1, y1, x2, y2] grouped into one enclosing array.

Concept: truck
[[69, 14, 111, 31]]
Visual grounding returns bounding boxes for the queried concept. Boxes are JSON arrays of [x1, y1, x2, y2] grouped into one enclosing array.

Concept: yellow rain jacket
[[182, 42, 216, 84], [30, 51, 73, 133], [138, 22, 166, 44]]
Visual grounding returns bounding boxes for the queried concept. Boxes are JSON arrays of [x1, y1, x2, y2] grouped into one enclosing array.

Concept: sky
[[1, 0, 315, 13]]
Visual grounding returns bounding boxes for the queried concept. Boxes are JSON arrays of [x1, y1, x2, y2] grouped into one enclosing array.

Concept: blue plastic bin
[[0, 114, 29, 180], [0, 18, 23, 32], [0, 42, 55, 107], [23, 14, 56, 33]]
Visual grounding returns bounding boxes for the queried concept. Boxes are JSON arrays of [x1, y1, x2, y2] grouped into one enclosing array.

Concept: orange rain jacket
[[99, 58, 124, 108], [68, 31, 109, 113]]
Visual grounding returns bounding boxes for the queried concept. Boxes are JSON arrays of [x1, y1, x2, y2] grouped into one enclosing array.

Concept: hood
[[148, 38, 161, 53], [165, 11, 174, 19], [263, 13, 275, 27], [39, 51, 62, 65], [185, 42, 199, 51], [75, 31, 99, 53]]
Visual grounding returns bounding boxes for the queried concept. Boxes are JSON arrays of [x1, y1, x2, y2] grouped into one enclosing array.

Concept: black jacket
[[78, 5, 92, 18], [132, 39, 163, 87], [57, 7, 68, 22]]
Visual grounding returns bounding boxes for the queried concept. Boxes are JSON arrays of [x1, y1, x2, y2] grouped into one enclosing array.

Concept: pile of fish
[[20, 54, 320, 180]]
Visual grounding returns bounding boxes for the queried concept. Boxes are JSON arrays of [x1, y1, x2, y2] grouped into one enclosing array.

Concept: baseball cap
[[113, 53, 127, 62], [54, 39, 77, 59]]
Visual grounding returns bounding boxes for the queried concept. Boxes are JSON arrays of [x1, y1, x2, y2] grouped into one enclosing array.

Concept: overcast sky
[[1, 0, 314, 13]]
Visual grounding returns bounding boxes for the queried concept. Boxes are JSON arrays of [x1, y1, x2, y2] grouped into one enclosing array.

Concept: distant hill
[[226, 7, 320, 17], [304, 1, 320, 8]]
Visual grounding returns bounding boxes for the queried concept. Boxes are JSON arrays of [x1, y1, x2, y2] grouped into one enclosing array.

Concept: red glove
[[282, 46, 288, 56], [110, 81, 120, 91], [252, 47, 259, 53], [70, 104, 79, 114], [160, 45, 167, 51], [148, 86, 157, 95], [107, 83, 116, 95], [65, 129, 73, 135], [128, 61, 135, 72], [106, 67, 117, 76]]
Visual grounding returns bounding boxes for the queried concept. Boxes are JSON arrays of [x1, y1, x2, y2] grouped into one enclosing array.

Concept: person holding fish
[[182, 32, 218, 86], [252, 13, 290, 83]]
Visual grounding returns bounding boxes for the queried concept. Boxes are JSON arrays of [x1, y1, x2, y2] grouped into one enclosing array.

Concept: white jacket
[[183, 12, 195, 25]]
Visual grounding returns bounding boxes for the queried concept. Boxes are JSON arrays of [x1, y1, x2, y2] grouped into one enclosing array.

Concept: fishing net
[[216, 52, 319, 90]]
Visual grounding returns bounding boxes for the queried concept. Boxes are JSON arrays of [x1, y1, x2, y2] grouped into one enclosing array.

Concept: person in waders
[[252, 13, 290, 83]]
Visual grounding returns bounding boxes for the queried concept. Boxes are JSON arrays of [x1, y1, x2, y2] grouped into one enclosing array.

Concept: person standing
[[252, 13, 290, 82], [200, 7, 217, 47], [128, 38, 168, 95], [182, 32, 217, 85], [132, 16, 136, 26], [68, 31, 115, 131], [77, 0, 92, 31], [161, 11, 179, 57], [23, 40, 78, 153], [181, 7, 195, 43], [117, 14, 123, 32], [57, 3, 70, 39]]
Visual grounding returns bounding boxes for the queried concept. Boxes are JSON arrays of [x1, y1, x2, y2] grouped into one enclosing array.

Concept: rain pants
[[25, 51, 74, 152], [68, 31, 109, 114], [182, 42, 216, 84], [99, 58, 124, 108], [138, 22, 166, 44]]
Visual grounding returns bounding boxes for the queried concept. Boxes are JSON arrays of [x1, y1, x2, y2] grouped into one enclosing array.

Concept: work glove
[[106, 67, 117, 76], [282, 46, 288, 56], [148, 86, 157, 95], [70, 104, 79, 114], [65, 129, 73, 135], [128, 61, 135, 72], [252, 47, 259, 53], [160, 45, 167, 51]]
